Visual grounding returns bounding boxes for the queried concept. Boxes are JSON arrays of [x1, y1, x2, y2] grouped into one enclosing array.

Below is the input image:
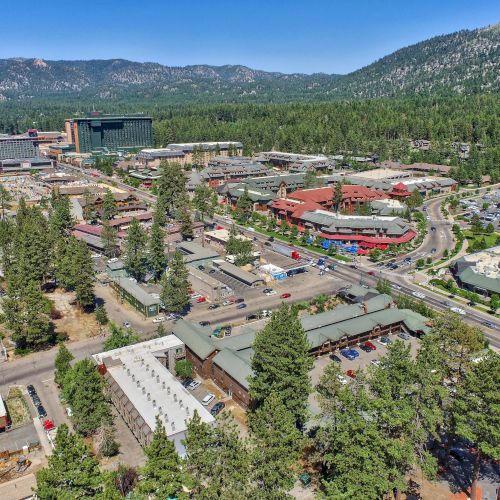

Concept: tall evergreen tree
[[453, 353, 500, 500], [149, 214, 167, 281], [103, 322, 139, 351], [160, 250, 190, 313], [0, 184, 13, 219], [73, 238, 95, 308], [332, 181, 344, 213], [137, 416, 188, 499], [36, 424, 103, 498], [236, 186, 253, 221], [101, 218, 118, 258], [251, 392, 304, 496], [49, 190, 74, 237], [193, 182, 218, 221], [3, 277, 53, 349], [249, 303, 313, 427], [157, 161, 186, 215], [62, 359, 112, 435], [54, 343, 74, 387], [82, 188, 97, 222], [102, 189, 117, 221], [184, 412, 252, 499], [123, 218, 148, 281]]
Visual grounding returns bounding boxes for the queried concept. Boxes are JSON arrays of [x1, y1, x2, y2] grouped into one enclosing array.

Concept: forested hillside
[[1, 95, 498, 184], [0, 24, 498, 102]]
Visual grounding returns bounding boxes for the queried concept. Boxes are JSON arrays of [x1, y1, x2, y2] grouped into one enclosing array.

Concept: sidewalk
[[0, 473, 36, 500], [32, 418, 52, 457]]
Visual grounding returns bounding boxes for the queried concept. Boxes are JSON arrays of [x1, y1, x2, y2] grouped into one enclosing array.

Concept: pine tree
[[103, 322, 139, 351], [0, 184, 13, 219], [184, 412, 252, 499], [453, 353, 500, 500], [49, 190, 74, 237], [251, 393, 304, 496], [82, 188, 97, 222], [179, 196, 194, 240], [95, 305, 109, 328], [3, 277, 53, 349], [35, 424, 103, 498], [0, 217, 14, 271], [160, 250, 190, 313], [102, 189, 117, 221], [193, 183, 218, 222], [101, 218, 118, 258], [138, 416, 188, 499], [123, 218, 148, 281], [332, 181, 344, 213], [236, 186, 253, 221], [62, 359, 112, 435], [54, 343, 74, 387], [249, 303, 313, 427], [157, 161, 186, 216], [72, 239, 95, 308], [149, 214, 167, 281], [315, 363, 409, 498]]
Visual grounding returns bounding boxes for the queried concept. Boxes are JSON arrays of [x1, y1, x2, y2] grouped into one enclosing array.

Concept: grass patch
[[5, 387, 31, 426], [464, 230, 500, 250]]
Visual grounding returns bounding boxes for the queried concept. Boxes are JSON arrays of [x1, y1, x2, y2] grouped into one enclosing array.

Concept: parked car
[[263, 288, 273, 294], [234, 298, 245, 304], [449, 449, 466, 462], [450, 306, 466, 316], [123, 321, 131, 328], [31, 394, 41, 406], [188, 380, 201, 391], [337, 375, 348, 385], [378, 336, 392, 346], [152, 317, 165, 323], [367, 271, 375, 276], [245, 314, 258, 320], [222, 300, 232, 306], [363, 341, 377, 351], [236, 303, 247, 309], [346, 369, 356, 379], [340, 349, 358, 360], [199, 321, 211, 326], [209, 269, 216, 274], [265, 290, 277, 296], [391, 284, 402, 290], [198, 265, 205, 271], [210, 402, 225, 416], [196, 296, 206, 303], [482, 320, 496, 329], [201, 393, 215, 406], [208, 304, 219, 310], [329, 354, 342, 363], [280, 293, 291, 299], [370, 359, 382, 367], [26, 385, 36, 396], [398, 332, 411, 340], [412, 291, 426, 299], [37, 405, 47, 418], [182, 378, 193, 388]]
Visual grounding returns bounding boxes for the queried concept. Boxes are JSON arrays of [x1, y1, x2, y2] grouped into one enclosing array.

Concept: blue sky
[[2, 0, 499, 74]]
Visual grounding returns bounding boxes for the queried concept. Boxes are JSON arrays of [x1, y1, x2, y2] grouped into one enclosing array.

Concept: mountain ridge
[[0, 23, 498, 102]]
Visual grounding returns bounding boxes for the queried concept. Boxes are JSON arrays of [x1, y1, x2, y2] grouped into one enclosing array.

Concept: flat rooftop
[[350, 168, 410, 180], [94, 336, 214, 438]]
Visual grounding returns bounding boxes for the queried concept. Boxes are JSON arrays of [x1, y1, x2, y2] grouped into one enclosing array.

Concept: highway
[[56, 162, 500, 349]]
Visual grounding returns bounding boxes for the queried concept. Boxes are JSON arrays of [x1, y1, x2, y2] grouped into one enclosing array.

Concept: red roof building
[[388, 182, 411, 198], [288, 185, 387, 213]]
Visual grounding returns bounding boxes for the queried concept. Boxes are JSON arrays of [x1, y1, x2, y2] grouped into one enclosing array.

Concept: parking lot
[[309, 332, 420, 416]]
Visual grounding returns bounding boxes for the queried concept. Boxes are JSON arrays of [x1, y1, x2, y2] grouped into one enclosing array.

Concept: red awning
[[376, 244, 389, 250], [357, 248, 370, 255], [361, 242, 376, 248]]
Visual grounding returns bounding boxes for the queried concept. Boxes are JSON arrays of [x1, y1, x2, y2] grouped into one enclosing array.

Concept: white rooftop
[[350, 168, 409, 180], [312, 209, 398, 222], [0, 395, 6, 418], [93, 336, 214, 437], [462, 246, 500, 279]]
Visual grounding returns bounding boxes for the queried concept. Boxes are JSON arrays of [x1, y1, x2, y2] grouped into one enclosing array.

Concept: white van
[[201, 393, 215, 406]]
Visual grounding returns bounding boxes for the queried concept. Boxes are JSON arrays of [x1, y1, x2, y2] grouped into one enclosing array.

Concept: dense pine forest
[[1, 95, 499, 182]]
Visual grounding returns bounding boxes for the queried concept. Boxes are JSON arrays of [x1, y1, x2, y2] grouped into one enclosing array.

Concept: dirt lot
[[50, 289, 101, 342]]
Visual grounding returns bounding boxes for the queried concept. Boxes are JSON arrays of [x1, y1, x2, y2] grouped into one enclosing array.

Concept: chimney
[[132, 374, 135, 382], [162, 381, 166, 390], [156, 375, 160, 383], [173, 393, 177, 402], [142, 387, 146, 395], [179, 399, 183, 408], [167, 386, 171, 395], [126, 368, 130, 376], [362, 302, 368, 314], [152, 399, 156, 408], [147, 393, 151, 401], [171, 422, 175, 431], [146, 364, 150, 372], [151, 369, 155, 378], [158, 406, 163, 415], [164, 413, 169, 423], [185, 406, 190, 416]]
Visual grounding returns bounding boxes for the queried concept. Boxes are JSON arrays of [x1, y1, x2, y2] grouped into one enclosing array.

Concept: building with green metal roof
[[172, 294, 430, 408]]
